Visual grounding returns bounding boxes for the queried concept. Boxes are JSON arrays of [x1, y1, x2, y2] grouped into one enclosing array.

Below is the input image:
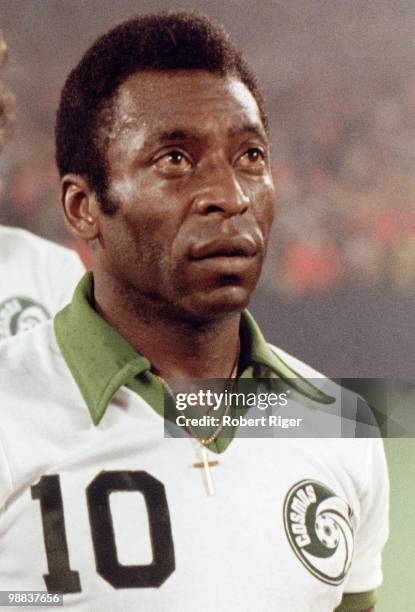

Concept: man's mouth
[[189, 235, 258, 260]]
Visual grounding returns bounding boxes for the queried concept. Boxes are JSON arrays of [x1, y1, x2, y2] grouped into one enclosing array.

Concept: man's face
[[98, 70, 275, 322]]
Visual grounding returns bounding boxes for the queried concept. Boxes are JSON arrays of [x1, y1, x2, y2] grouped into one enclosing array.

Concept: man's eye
[[236, 147, 266, 170], [154, 150, 192, 173]]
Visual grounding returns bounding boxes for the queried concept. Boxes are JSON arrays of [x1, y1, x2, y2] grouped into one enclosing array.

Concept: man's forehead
[[111, 70, 265, 136]]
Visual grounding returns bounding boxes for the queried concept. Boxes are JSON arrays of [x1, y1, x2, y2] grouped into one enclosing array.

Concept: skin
[[63, 70, 275, 379]]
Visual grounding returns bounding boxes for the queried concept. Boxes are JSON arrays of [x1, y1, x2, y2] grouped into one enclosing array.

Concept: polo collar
[[55, 272, 150, 424], [241, 310, 333, 405], [55, 271, 333, 426]]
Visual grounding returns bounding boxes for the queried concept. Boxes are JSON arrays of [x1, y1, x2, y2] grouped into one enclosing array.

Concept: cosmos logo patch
[[0, 297, 50, 339], [283, 479, 354, 585]]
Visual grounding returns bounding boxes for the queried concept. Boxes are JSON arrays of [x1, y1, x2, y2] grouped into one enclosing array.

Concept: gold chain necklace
[[185, 354, 239, 446], [185, 343, 240, 495], [155, 342, 240, 496]]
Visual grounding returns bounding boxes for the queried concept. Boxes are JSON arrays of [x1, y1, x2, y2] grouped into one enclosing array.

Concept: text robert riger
[[176, 414, 303, 429]]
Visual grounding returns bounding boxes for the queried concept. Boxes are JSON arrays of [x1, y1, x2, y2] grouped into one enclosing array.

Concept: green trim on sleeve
[[335, 589, 378, 611]]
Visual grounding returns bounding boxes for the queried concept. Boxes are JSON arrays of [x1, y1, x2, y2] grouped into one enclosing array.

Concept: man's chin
[[182, 285, 253, 322]]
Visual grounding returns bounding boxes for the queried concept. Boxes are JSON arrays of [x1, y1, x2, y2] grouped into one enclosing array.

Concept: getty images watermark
[[163, 378, 386, 438], [174, 388, 302, 430]]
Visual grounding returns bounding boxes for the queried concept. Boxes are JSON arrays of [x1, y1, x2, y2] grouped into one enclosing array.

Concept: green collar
[[54, 271, 333, 426]]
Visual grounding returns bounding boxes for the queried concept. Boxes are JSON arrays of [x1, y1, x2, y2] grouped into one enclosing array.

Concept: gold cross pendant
[[193, 444, 219, 496]]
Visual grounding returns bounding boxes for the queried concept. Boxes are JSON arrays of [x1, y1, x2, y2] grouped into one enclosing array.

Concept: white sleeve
[[53, 250, 85, 311], [343, 437, 389, 594]]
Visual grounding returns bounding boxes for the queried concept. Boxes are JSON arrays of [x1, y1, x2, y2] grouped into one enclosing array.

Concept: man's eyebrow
[[142, 124, 267, 150], [227, 123, 267, 140], [145, 129, 201, 147], [155, 125, 266, 141]]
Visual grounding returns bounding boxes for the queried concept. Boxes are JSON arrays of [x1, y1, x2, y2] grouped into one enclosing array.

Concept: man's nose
[[193, 164, 250, 217]]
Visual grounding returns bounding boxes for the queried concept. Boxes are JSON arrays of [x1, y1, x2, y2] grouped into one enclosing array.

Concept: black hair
[[55, 10, 267, 213]]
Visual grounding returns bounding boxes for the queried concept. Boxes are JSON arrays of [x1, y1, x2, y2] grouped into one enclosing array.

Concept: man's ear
[[61, 174, 100, 241]]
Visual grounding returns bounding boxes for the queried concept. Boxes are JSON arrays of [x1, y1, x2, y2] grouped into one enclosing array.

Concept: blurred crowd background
[[1, 0, 415, 376]]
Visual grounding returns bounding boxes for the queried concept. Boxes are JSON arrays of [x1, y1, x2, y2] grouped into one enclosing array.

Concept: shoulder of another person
[[0, 225, 79, 261]]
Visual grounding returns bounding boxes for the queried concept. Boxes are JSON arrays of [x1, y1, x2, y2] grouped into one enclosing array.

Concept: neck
[[93, 277, 242, 380]]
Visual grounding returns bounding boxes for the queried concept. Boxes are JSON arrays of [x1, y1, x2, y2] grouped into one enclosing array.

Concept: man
[[0, 12, 387, 611], [0, 32, 84, 339]]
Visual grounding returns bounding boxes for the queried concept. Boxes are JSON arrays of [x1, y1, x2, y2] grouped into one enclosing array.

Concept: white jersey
[[0, 226, 84, 339], [0, 322, 388, 612]]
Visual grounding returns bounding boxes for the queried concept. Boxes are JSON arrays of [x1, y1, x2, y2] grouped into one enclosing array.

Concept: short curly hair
[[0, 32, 15, 155], [55, 10, 267, 213]]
